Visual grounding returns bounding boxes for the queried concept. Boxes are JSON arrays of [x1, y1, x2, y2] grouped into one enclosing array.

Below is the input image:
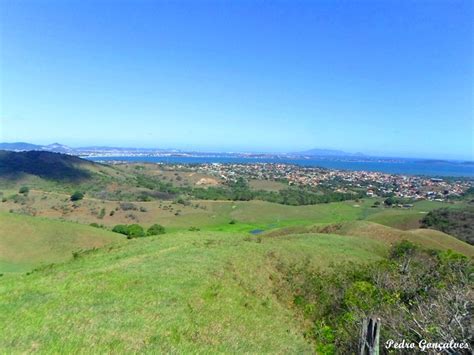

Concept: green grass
[[171, 198, 380, 232], [1, 198, 467, 272], [332, 220, 474, 257], [1, 196, 471, 352], [365, 200, 464, 230], [0, 212, 122, 273], [0, 230, 386, 353]]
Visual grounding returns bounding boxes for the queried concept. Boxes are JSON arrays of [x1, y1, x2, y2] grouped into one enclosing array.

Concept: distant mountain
[[0, 142, 74, 153], [0, 141, 367, 159], [0, 142, 170, 154], [0, 150, 93, 181], [294, 148, 360, 157], [41, 143, 74, 153]]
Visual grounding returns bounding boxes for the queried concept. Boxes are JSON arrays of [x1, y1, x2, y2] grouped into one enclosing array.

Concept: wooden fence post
[[359, 317, 381, 355]]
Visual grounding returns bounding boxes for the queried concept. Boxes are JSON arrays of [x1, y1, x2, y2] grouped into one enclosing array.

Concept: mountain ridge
[[1, 141, 360, 157]]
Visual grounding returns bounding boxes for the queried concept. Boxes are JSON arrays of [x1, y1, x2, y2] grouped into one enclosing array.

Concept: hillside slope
[[0, 230, 386, 352], [265, 220, 474, 257], [0, 213, 123, 272], [0, 150, 95, 181], [323, 221, 474, 257]]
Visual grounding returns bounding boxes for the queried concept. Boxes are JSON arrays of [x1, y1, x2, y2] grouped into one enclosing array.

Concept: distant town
[[184, 163, 473, 202], [105, 161, 473, 203]]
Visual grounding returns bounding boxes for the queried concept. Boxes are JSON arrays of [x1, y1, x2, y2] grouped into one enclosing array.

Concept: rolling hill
[[325, 220, 474, 256], [0, 229, 386, 352], [0, 150, 93, 181], [0, 212, 123, 273], [264, 220, 474, 257], [1, 219, 471, 352], [0, 199, 471, 351]]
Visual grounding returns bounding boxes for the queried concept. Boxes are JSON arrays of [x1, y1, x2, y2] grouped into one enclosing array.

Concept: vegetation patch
[[421, 207, 474, 245], [112, 224, 146, 239], [273, 241, 473, 353]]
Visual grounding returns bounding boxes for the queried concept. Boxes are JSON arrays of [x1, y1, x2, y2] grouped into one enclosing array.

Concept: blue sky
[[0, 0, 472, 159]]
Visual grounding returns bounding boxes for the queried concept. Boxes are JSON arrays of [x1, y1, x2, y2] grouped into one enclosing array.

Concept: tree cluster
[[112, 223, 166, 238]]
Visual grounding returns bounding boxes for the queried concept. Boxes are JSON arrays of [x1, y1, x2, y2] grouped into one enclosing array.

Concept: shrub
[[98, 208, 106, 219], [126, 213, 137, 221], [119, 202, 137, 211], [70, 191, 84, 201], [11, 194, 27, 204], [147, 224, 166, 236], [112, 224, 146, 239], [273, 242, 472, 352], [126, 224, 146, 238], [112, 224, 129, 235], [19, 186, 29, 194], [176, 197, 190, 206]]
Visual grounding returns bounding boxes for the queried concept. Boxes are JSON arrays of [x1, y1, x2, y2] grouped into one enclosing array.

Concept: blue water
[[87, 156, 474, 177]]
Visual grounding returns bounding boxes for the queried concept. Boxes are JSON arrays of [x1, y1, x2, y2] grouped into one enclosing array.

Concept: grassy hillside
[[265, 220, 474, 257], [329, 221, 474, 256], [2, 189, 457, 232], [0, 213, 123, 273], [1, 210, 471, 352], [0, 230, 386, 353]]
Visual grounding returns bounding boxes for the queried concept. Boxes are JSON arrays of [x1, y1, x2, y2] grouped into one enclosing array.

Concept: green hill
[[265, 220, 474, 257], [0, 229, 387, 352], [330, 221, 474, 256], [0, 150, 94, 181], [1, 215, 472, 351], [0, 213, 123, 273]]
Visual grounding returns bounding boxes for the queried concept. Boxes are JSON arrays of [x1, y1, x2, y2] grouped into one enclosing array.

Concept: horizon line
[[1, 140, 473, 163]]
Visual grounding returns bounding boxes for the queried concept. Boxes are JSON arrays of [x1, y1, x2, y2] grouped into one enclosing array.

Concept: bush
[[127, 224, 145, 238], [112, 224, 146, 239], [147, 224, 166, 236], [19, 186, 29, 195], [119, 202, 137, 211], [70, 191, 84, 201], [98, 208, 106, 219], [112, 224, 129, 235], [273, 242, 472, 352], [421, 207, 474, 245]]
